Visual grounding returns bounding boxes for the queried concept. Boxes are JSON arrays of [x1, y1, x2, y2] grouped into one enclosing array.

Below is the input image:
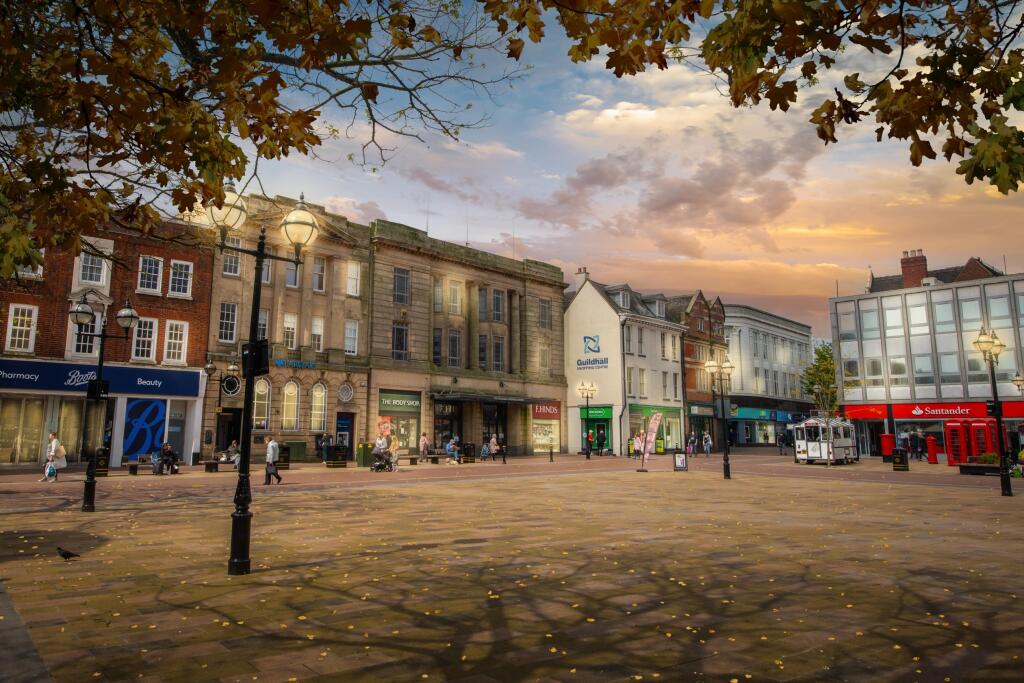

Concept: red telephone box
[[944, 420, 967, 466]]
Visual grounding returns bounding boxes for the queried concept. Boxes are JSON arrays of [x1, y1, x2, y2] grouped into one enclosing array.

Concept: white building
[[724, 304, 814, 445], [564, 268, 686, 455]]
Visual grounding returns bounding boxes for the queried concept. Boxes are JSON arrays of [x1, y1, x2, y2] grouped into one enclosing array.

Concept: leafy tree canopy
[[801, 342, 839, 413]]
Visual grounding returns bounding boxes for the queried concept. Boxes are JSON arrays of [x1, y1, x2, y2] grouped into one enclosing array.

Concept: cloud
[[321, 196, 387, 224], [396, 167, 482, 202], [440, 140, 524, 159]]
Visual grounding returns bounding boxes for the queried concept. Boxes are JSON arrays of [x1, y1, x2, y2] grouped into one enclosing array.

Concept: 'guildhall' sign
[[0, 358, 200, 396], [532, 402, 561, 420]]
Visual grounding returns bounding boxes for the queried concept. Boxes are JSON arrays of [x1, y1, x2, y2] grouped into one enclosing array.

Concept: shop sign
[[579, 406, 612, 419], [379, 390, 421, 412], [576, 334, 609, 371], [274, 358, 318, 369], [892, 402, 986, 419], [0, 358, 199, 397], [532, 402, 561, 420], [689, 405, 714, 417], [843, 404, 887, 419], [1004, 401, 1024, 418], [732, 407, 775, 420], [629, 404, 681, 417]]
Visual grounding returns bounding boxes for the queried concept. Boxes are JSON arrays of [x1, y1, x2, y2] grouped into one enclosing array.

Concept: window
[[884, 306, 904, 337], [773, 370, 780, 395], [345, 321, 359, 355], [283, 313, 297, 349], [864, 357, 884, 387], [311, 383, 327, 432], [394, 268, 410, 304], [311, 317, 324, 352], [163, 321, 188, 364], [448, 281, 461, 315], [492, 289, 504, 321], [478, 334, 488, 369], [966, 352, 987, 383], [433, 328, 443, 365], [618, 291, 630, 308], [662, 371, 669, 398], [168, 260, 193, 297], [907, 303, 928, 335], [73, 315, 96, 355], [448, 329, 461, 367], [5, 305, 37, 352], [988, 295, 1010, 321], [933, 301, 955, 334], [257, 309, 268, 341], [638, 369, 647, 397], [493, 335, 505, 372], [312, 257, 326, 292], [16, 249, 43, 279], [392, 323, 409, 360], [282, 381, 299, 430], [888, 356, 908, 385], [860, 309, 880, 339], [959, 297, 981, 324], [637, 328, 645, 355], [624, 325, 632, 353], [939, 353, 961, 384], [696, 318, 705, 332], [626, 367, 634, 395], [540, 346, 550, 369], [132, 318, 157, 361], [671, 335, 678, 360], [661, 332, 667, 359], [478, 288, 488, 320], [285, 260, 299, 288], [253, 379, 270, 429], [347, 261, 361, 296], [843, 359, 860, 383], [222, 236, 241, 276], [261, 248, 273, 284], [137, 256, 163, 293], [539, 299, 551, 329], [1018, 292, 1024, 324], [80, 253, 105, 284], [913, 354, 934, 385], [218, 303, 237, 343], [433, 278, 443, 313]]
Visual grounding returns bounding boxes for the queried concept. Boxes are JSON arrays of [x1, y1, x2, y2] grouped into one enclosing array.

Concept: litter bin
[[283, 440, 305, 465], [325, 444, 346, 468], [462, 443, 476, 464], [94, 447, 110, 477], [356, 442, 373, 468], [277, 443, 291, 470], [892, 446, 909, 472]]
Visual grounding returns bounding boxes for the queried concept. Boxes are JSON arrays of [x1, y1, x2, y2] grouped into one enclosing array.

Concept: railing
[[287, 350, 301, 360]]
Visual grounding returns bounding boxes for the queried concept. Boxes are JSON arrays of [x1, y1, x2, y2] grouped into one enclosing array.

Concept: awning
[[429, 390, 549, 405]]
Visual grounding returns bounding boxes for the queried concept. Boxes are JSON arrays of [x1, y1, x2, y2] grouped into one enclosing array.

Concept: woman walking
[[43, 432, 66, 481], [702, 431, 712, 458]]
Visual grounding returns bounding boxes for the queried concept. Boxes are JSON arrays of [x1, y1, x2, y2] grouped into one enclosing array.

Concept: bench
[[120, 455, 152, 476], [200, 460, 224, 473]]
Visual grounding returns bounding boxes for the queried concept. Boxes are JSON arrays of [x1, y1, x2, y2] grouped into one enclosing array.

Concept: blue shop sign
[[733, 407, 779, 421], [0, 358, 199, 397]]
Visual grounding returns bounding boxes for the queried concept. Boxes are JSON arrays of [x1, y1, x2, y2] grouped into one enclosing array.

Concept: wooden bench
[[120, 454, 152, 476], [200, 460, 223, 472]]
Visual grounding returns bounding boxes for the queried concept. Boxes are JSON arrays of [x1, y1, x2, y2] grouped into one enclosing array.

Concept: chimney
[[574, 266, 589, 290], [901, 249, 928, 288]]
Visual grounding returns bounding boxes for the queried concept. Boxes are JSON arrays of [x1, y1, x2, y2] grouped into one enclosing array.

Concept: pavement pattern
[[0, 453, 1021, 682]]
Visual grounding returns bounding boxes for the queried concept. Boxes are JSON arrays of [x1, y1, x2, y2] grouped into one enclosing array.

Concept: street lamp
[[972, 327, 1012, 497], [1013, 372, 1024, 395], [204, 357, 241, 415], [68, 294, 139, 512], [207, 188, 318, 575], [576, 381, 596, 460], [705, 356, 734, 479]]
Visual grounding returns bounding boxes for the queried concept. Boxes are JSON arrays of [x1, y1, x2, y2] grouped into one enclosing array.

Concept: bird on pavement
[[57, 547, 80, 561]]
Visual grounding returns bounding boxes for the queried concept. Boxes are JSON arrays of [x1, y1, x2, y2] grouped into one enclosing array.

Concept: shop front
[[531, 402, 561, 453], [731, 407, 780, 446], [377, 390, 422, 453], [579, 405, 613, 453], [0, 358, 202, 466], [628, 404, 682, 453], [432, 400, 463, 450], [688, 404, 715, 442]]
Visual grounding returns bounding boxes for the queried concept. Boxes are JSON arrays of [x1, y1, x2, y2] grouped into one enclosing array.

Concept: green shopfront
[[629, 405, 683, 453], [579, 405, 613, 453], [377, 390, 422, 453]]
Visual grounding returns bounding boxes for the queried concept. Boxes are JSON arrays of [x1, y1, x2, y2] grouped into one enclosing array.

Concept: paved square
[[1, 463, 1022, 682]]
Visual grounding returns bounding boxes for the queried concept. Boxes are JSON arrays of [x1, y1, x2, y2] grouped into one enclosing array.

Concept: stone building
[[667, 291, 728, 444]]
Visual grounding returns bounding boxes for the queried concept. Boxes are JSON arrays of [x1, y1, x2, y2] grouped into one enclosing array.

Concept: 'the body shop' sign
[[532, 402, 561, 420], [892, 402, 985, 419]]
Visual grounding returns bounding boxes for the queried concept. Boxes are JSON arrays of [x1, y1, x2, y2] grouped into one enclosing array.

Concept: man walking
[[264, 436, 282, 485]]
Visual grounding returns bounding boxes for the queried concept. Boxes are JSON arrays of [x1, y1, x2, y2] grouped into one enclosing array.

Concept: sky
[[250, 24, 1024, 338]]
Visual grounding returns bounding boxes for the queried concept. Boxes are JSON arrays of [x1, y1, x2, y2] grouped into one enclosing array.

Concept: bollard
[[549, 447, 554, 462], [502, 450, 507, 464]]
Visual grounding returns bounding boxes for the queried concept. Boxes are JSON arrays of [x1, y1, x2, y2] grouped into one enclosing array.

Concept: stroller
[[371, 448, 395, 472]]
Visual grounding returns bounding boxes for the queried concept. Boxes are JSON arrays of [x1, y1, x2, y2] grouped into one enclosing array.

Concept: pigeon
[[57, 547, 80, 561]]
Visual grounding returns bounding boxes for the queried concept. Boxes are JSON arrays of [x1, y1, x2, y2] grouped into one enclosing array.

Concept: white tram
[[792, 417, 858, 465]]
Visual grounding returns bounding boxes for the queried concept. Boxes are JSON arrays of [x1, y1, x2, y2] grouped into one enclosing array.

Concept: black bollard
[[502, 450, 507, 464], [549, 447, 554, 462]]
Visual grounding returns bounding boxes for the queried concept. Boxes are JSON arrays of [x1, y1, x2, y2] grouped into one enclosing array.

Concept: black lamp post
[[705, 356, 734, 479], [68, 294, 139, 512], [206, 185, 317, 575], [204, 357, 241, 411], [577, 381, 596, 460], [972, 327, 1012, 497]]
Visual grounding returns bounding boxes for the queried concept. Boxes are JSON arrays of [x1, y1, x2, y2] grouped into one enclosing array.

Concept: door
[[335, 412, 354, 460], [216, 408, 242, 451]]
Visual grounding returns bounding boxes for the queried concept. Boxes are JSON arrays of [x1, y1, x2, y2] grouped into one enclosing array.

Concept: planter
[[958, 463, 1000, 476]]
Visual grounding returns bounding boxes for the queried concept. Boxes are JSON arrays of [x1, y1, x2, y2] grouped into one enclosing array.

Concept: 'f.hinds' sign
[[532, 402, 561, 419]]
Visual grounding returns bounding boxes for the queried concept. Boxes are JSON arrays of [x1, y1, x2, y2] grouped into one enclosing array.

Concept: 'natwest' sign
[[532, 402, 561, 420], [892, 402, 986, 419]]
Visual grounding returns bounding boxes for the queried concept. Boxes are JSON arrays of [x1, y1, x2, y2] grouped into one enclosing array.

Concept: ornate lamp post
[[972, 327, 1012, 497], [705, 356, 734, 479], [207, 186, 318, 574], [577, 381, 596, 460], [204, 357, 241, 427], [68, 294, 139, 512]]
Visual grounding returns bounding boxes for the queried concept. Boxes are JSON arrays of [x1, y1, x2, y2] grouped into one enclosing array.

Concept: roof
[[868, 257, 1002, 293], [565, 279, 680, 325]]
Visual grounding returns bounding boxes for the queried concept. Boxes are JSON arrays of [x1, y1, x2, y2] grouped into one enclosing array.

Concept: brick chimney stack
[[901, 249, 928, 288], [574, 266, 590, 290]]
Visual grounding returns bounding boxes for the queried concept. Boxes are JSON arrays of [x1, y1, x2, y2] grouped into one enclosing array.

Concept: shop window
[[939, 353, 961, 384], [5, 304, 38, 353], [393, 267, 410, 304], [282, 381, 299, 431], [0, 397, 45, 464], [253, 379, 270, 429], [311, 383, 327, 432], [912, 354, 934, 385], [345, 320, 359, 355]]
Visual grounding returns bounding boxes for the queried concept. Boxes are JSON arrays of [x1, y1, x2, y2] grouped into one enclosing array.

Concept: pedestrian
[[445, 437, 460, 464], [489, 433, 501, 461], [320, 432, 333, 464], [40, 451, 57, 483], [595, 430, 605, 457], [586, 429, 594, 456], [264, 436, 282, 485], [223, 440, 241, 469], [418, 432, 429, 461], [632, 432, 642, 458], [389, 432, 400, 471], [159, 443, 179, 474], [702, 431, 712, 457], [45, 431, 66, 481], [687, 431, 697, 456]]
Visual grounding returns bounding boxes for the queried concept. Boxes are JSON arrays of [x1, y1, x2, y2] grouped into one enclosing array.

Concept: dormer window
[[618, 291, 630, 308], [655, 300, 666, 318]]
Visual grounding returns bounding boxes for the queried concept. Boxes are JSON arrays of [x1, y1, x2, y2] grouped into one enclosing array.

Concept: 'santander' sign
[[892, 402, 985, 419]]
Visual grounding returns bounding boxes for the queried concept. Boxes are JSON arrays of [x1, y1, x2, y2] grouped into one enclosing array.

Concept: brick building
[[667, 291, 728, 445], [0, 223, 214, 466]]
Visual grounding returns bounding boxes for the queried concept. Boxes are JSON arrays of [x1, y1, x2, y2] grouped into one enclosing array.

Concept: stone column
[[468, 281, 479, 370], [510, 290, 521, 375]]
